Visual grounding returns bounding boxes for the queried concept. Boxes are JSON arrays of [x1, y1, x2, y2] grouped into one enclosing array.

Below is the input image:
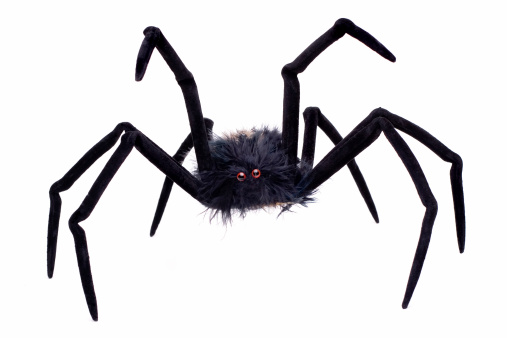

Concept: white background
[[1, 1, 505, 337]]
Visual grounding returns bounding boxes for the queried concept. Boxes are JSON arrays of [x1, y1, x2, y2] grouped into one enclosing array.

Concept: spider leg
[[151, 118, 214, 236], [282, 18, 395, 168], [135, 26, 213, 172], [48, 122, 136, 279], [301, 107, 378, 222], [67, 130, 201, 321], [297, 107, 465, 309]]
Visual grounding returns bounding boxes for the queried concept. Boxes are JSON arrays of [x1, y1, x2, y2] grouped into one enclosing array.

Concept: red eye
[[251, 169, 261, 178], [237, 172, 246, 181]]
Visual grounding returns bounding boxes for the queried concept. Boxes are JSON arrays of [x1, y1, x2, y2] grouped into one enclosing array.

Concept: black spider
[[47, 18, 465, 321]]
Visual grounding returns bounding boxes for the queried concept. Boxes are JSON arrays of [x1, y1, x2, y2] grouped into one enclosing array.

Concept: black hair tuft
[[196, 127, 314, 223]]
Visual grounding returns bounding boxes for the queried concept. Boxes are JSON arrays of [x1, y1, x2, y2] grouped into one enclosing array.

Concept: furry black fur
[[196, 128, 313, 222]]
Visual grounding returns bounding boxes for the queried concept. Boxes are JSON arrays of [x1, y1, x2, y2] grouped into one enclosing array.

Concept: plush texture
[[47, 18, 465, 321], [197, 127, 314, 222]]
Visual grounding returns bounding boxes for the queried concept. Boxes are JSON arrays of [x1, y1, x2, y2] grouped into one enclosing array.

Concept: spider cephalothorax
[[47, 18, 465, 321], [197, 128, 313, 221]]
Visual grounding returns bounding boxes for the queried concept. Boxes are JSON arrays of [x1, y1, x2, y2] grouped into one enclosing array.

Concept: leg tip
[[369, 206, 379, 223], [401, 294, 411, 309], [150, 222, 159, 237], [458, 237, 465, 254], [135, 27, 161, 82], [90, 307, 98, 321], [47, 262, 55, 279]]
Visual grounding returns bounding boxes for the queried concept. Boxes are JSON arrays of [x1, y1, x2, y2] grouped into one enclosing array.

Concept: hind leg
[[297, 107, 465, 308]]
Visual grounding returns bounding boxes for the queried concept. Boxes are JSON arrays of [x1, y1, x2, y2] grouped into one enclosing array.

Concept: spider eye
[[237, 172, 247, 181], [251, 169, 261, 178]]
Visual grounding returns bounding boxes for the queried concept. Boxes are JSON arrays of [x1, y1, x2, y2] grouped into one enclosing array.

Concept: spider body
[[198, 128, 313, 220], [47, 18, 465, 321]]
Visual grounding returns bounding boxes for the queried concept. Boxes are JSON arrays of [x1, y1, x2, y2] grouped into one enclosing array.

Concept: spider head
[[196, 127, 310, 222]]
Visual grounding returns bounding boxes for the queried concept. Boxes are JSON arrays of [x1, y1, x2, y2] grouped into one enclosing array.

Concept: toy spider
[[47, 18, 465, 321]]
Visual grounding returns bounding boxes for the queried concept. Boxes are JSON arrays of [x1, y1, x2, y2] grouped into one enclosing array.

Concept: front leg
[[281, 18, 396, 167], [301, 106, 378, 222], [136, 27, 213, 172]]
